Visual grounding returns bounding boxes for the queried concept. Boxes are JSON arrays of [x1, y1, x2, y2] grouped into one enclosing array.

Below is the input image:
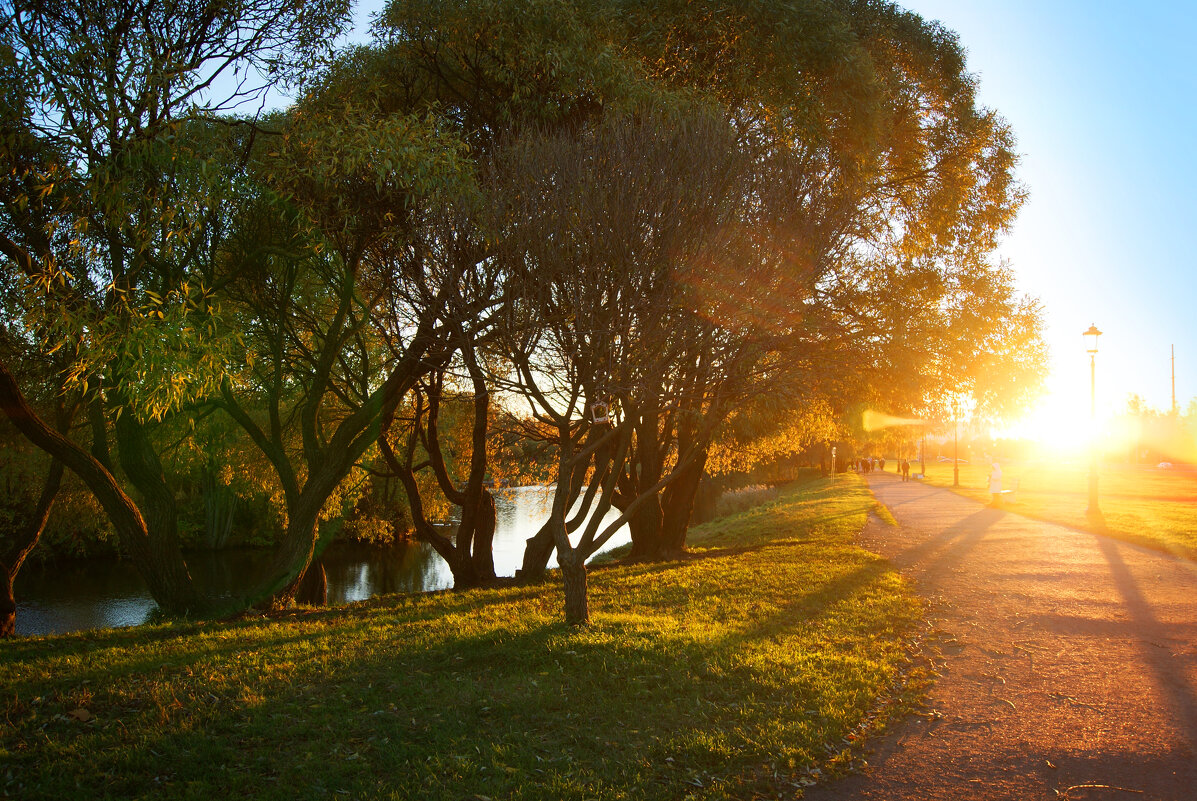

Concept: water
[[13, 486, 629, 636]]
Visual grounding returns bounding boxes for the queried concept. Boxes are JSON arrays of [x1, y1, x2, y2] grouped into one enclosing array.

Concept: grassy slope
[[918, 461, 1197, 560], [0, 475, 919, 801]]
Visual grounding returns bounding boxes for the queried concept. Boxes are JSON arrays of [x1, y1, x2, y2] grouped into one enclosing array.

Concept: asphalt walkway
[[806, 472, 1197, 800]]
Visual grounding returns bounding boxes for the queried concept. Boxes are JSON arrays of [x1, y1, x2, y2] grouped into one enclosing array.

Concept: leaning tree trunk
[[246, 488, 327, 608], [0, 573, 17, 638], [0, 458, 63, 637], [518, 454, 592, 581], [519, 522, 556, 581], [0, 361, 213, 616], [291, 557, 328, 605], [559, 551, 589, 626]]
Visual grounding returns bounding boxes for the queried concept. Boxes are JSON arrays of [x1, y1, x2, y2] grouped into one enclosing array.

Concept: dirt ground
[[805, 473, 1197, 800]]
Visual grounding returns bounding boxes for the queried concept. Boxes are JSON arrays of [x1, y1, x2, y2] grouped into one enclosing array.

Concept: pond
[[13, 487, 629, 637]]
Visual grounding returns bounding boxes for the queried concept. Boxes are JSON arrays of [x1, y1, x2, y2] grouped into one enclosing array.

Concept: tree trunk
[[0, 360, 213, 617], [626, 407, 666, 560], [519, 523, 556, 581], [0, 458, 64, 638], [660, 451, 709, 555], [113, 410, 206, 615], [203, 471, 237, 550], [690, 474, 722, 525], [248, 494, 324, 608], [626, 493, 665, 560], [293, 558, 328, 605], [518, 453, 591, 581], [0, 573, 15, 638], [471, 490, 497, 581], [559, 553, 589, 626]]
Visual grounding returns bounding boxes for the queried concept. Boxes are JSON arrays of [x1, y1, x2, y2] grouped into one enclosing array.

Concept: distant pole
[[953, 416, 959, 487], [920, 430, 926, 478], [1172, 344, 1177, 415], [1084, 325, 1102, 515]]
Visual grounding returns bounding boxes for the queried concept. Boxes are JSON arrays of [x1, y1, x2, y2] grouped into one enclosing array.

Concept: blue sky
[[899, 0, 1197, 433], [338, 0, 1197, 435]]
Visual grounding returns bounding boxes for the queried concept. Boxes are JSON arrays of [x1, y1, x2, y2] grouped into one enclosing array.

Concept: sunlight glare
[[995, 392, 1096, 456]]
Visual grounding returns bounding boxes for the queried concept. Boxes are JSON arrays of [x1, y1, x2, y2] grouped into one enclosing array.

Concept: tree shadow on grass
[[1, 538, 917, 801], [2, 592, 898, 801]]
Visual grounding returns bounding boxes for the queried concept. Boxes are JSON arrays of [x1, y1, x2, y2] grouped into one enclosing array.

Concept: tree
[[490, 109, 747, 622], [370, 0, 1043, 618], [212, 92, 479, 606], [0, 343, 77, 636], [598, 0, 1043, 551], [0, 0, 350, 615]]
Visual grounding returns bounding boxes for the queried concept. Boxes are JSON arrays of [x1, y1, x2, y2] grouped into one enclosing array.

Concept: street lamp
[[1084, 324, 1102, 515], [952, 396, 960, 487], [920, 428, 926, 478]]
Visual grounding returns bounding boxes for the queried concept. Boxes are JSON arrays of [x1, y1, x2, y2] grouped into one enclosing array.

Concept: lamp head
[[1083, 324, 1102, 354]]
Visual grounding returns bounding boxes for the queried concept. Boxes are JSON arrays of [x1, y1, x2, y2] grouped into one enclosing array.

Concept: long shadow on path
[[807, 474, 1197, 800], [1096, 534, 1197, 751]]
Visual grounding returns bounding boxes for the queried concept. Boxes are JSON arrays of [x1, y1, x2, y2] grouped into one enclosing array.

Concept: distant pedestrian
[[988, 462, 1003, 505], [901, 459, 910, 481]]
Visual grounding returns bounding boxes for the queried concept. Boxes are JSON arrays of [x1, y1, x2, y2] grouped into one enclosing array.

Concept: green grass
[[918, 461, 1197, 560], [0, 474, 922, 801]]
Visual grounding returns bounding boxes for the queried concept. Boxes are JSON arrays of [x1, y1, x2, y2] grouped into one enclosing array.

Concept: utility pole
[[1085, 325, 1102, 516], [1172, 344, 1177, 415]]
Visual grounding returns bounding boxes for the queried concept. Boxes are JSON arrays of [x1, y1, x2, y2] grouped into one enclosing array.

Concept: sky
[[896, 0, 1197, 441], [330, 1, 1197, 442]]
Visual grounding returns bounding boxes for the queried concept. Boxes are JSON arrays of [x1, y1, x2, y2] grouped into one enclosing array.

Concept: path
[[806, 472, 1197, 800]]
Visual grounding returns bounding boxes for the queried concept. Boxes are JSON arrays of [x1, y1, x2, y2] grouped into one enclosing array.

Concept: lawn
[[0, 474, 922, 801], [917, 460, 1197, 560]]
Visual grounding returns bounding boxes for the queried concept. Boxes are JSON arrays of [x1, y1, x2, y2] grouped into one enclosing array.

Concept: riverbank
[[12, 486, 630, 636], [1, 474, 923, 801]]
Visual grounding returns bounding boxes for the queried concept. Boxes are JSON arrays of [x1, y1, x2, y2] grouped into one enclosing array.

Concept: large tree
[[490, 109, 747, 622], [0, 0, 350, 615], [361, 0, 1042, 621], [212, 92, 479, 606]]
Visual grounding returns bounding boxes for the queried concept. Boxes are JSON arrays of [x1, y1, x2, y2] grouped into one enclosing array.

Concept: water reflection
[[14, 486, 628, 636]]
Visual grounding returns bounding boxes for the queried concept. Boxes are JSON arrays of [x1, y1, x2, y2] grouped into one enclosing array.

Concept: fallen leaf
[[69, 708, 93, 722]]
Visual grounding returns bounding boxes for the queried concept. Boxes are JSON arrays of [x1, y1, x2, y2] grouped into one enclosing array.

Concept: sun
[[995, 392, 1095, 456]]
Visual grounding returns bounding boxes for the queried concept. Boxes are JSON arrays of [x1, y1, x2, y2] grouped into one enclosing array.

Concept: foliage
[[705, 398, 839, 478], [2, 0, 350, 421], [0, 474, 923, 800]]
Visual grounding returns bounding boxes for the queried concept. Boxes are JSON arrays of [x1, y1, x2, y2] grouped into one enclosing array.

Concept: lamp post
[[953, 416, 960, 487], [952, 395, 960, 487], [1084, 324, 1102, 515], [920, 429, 926, 478]]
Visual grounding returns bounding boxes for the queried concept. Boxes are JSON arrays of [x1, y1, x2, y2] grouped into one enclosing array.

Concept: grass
[[918, 460, 1197, 560], [713, 485, 781, 518], [0, 474, 922, 801]]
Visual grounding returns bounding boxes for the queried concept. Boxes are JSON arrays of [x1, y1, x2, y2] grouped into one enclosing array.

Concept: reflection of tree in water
[[14, 558, 156, 634], [15, 486, 630, 634]]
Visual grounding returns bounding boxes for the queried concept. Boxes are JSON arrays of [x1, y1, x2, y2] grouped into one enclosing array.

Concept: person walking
[[988, 462, 1003, 505], [901, 458, 910, 481]]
